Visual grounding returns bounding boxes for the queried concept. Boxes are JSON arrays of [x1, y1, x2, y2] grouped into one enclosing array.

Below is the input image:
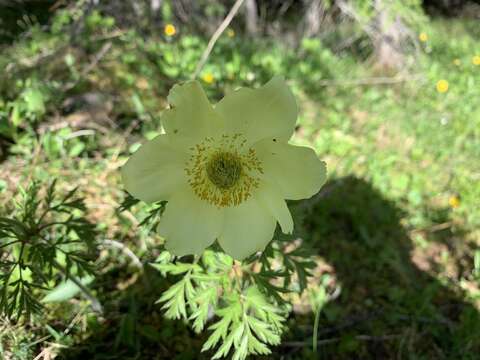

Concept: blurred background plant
[[0, 0, 479, 359]]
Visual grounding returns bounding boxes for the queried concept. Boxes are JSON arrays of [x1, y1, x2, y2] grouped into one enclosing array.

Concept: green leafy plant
[[118, 192, 166, 232], [147, 234, 315, 359], [0, 180, 97, 320], [7, 79, 49, 129]]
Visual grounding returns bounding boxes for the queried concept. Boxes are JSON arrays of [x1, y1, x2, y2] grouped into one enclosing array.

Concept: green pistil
[[206, 152, 242, 190]]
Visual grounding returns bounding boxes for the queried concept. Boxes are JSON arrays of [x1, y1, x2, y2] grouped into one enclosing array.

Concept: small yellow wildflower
[[453, 58, 461, 66], [448, 195, 460, 209], [436, 79, 449, 93], [202, 73, 215, 84], [419, 32, 428, 42], [472, 55, 480, 66], [164, 24, 176, 37], [226, 29, 235, 38]]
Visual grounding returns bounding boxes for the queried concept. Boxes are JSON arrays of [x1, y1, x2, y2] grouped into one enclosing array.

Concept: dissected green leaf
[[0, 180, 98, 319]]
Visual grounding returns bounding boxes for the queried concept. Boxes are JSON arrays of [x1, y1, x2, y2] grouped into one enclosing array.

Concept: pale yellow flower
[[472, 55, 480, 66], [164, 24, 176, 37], [453, 58, 461, 66], [436, 79, 449, 93], [202, 73, 215, 84], [449, 195, 460, 209], [121, 77, 327, 260], [419, 32, 428, 42]]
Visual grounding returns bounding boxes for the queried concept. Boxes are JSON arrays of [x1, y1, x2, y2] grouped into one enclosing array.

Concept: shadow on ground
[[283, 176, 480, 359]]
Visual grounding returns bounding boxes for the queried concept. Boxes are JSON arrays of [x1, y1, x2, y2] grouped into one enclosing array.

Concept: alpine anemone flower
[[122, 76, 326, 259]]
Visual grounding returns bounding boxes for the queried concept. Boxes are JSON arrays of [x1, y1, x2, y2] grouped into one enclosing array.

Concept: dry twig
[[192, 0, 245, 79], [101, 239, 143, 270], [63, 41, 113, 91]]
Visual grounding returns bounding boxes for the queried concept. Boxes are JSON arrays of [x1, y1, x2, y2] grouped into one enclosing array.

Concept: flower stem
[[312, 306, 321, 353]]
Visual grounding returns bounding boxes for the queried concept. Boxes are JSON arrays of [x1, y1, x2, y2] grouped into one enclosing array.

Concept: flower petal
[[256, 182, 293, 234], [162, 80, 224, 142], [158, 188, 224, 257], [255, 139, 327, 200], [215, 76, 297, 145], [218, 197, 276, 260], [121, 135, 188, 203]]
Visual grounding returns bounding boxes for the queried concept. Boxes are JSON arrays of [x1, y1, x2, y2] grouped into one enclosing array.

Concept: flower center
[[185, 134, 263, 207], [206, 152, 242, 189]]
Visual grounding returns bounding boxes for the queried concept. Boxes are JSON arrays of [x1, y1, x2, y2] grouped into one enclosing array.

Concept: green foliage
[[0, 180, 97, 320], [118, 192, 166, 232], [254, 231, 317, 295], [5, 79, 49, 130], [202, 287, 283, 360], [353, 0, 426, 28], [150, 241, 313, 359]]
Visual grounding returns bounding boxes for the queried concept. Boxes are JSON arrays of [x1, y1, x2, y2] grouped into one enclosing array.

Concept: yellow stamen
[[185, 134, 263, 207]]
